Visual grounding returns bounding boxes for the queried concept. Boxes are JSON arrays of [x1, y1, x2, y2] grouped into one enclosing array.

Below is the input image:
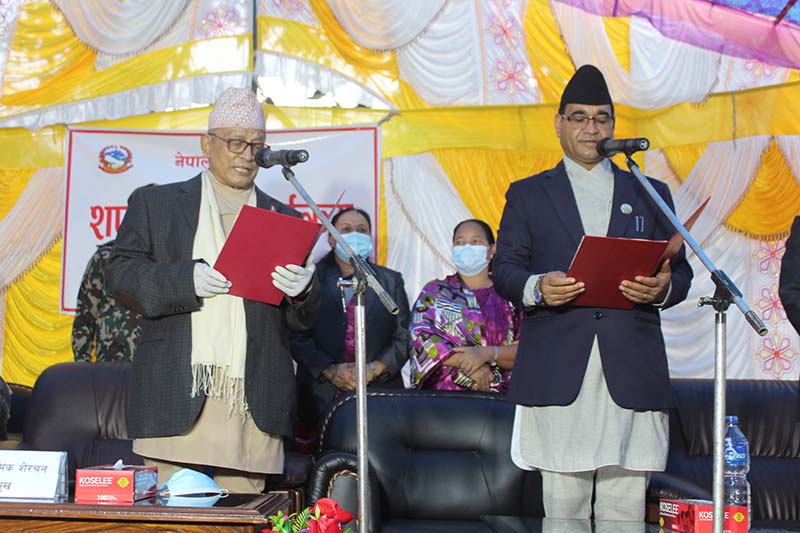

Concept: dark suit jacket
[[291, 252, 409, 417], [493, 161, 692, 410], [780, 216, 800, 335], [106, 175, 320, 439]]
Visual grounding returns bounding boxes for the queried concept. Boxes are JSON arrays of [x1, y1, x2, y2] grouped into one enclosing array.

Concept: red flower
[[314, 498, 354, 524], [308, 515, 341, 533]]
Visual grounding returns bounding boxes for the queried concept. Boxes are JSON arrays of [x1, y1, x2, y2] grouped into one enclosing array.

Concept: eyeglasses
[[559, 113, 614, 126], [208, 133, 267, 156]]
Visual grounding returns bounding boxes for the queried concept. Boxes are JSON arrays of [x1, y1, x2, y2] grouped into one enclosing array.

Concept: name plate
[[0, 450, 67, 501]]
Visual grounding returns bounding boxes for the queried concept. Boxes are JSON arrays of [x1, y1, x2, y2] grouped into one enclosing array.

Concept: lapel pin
[[620, 203, 633, 215]]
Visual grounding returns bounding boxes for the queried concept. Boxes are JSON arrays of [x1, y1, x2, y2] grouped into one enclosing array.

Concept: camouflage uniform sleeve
[[71, 249, 103, 362]]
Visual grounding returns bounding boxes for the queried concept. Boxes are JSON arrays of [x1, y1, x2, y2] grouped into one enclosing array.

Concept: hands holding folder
[[537, 258, 671, 310], [552, 197, 708, 309], [201, 206, 322, 304]]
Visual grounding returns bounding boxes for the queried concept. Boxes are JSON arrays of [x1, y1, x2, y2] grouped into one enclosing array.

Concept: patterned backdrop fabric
[[0, 0, 799, 384]]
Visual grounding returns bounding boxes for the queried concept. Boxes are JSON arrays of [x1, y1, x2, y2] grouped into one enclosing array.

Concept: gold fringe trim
[[387, 159, 455, 269], [0, 232, 62, 292]]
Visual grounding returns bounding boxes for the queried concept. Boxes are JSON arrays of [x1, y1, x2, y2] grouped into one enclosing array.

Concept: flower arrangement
[[267, 497, 354, 533]]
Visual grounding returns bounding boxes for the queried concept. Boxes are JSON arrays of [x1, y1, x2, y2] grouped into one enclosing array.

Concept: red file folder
[[567, 236, 668, 309], [566, 197, 709, 310], [214, 205, 321, 305]]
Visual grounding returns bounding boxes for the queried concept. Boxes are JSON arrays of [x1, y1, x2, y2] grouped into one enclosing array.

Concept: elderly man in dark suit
[[492, 65, 693, 522], [780, 216, 800, 335], [107, 87, 319, 492]]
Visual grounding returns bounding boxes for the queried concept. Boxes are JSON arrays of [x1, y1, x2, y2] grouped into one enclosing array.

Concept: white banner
[[62, 125, 380, 314]]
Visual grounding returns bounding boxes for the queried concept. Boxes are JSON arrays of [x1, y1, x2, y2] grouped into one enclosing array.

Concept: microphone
[[255, 149, 309, 169], [596, 137, 650, 157]]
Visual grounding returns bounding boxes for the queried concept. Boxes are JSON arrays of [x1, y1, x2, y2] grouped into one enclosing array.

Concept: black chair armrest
[[648, 472, 712, 502], [307, 451, 381, 533], [4, 382, 30, 440]]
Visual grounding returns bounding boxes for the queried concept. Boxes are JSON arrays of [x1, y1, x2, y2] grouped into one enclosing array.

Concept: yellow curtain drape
[[0, 168, 35, 220], [257, 14, 426, 110], [662, 143, 707, 182], [3, 239, 72, 387], [433, 148, 563, 232], [523, 0, 575, 104], [725, 139, 800, 239], [2, 0, 251, 121], [3, 0, 95, 97], [603, 17, 630, 73]]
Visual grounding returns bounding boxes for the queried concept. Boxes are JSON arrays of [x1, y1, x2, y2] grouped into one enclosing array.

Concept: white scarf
[[189, 170, 255, 416]]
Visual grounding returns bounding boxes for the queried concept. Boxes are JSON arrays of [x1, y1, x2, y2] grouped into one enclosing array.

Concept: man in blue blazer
[[493, 65, 692, 521]]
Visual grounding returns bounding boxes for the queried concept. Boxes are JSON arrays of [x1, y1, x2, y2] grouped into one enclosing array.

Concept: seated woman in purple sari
[[408, 219, 520, 392]]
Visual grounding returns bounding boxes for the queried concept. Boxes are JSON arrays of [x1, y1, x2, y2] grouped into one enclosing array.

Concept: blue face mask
[[335, 231, 374, 261], [157, 468, 229, 508], [452, 244, 489, 276]]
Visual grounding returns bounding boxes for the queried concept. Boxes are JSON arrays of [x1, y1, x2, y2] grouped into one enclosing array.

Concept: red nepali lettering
[[89, 205, 127, 240], [174, 152, 209, 168], [287, 194, 353, 224]]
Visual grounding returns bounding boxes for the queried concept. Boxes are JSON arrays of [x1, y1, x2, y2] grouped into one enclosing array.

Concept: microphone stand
[[623, 152, 767, 533], [280, 165, 399, 533]]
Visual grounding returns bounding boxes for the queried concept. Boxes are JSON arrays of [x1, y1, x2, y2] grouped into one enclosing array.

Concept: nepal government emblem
[[98, 145, 133, 174]]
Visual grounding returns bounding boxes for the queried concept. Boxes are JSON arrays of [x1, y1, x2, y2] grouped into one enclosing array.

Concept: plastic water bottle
[[724, 415, 751, 528]]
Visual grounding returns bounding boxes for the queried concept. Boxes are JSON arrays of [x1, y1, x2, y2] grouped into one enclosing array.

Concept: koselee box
[[75, 465, 157, 505], [659, 498, 748, 533]]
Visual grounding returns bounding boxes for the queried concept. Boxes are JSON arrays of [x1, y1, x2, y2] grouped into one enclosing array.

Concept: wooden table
[[0, 492, 289, 532]]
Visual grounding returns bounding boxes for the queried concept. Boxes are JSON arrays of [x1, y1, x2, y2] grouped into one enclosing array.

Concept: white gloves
[[193, 263, 230, 298], [272, 256, 315, 298]]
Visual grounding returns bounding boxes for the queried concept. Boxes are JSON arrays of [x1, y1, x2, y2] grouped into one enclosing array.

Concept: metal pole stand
[[623, 154, 766, 533], [280, 165, 398, 533]]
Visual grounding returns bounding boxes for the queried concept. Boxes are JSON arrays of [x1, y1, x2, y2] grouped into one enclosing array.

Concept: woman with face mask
[[290, 207, 410, 435], [407, 219, 520, 392]]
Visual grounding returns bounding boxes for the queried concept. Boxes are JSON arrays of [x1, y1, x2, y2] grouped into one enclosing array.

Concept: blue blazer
[[493, 161, 693, 410]]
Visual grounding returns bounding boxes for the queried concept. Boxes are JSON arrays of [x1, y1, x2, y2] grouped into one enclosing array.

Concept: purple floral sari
[[408, 274, 520, 392]]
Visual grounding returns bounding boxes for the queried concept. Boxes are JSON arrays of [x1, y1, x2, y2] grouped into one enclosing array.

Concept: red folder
[[567, 236, 668, 310], [566, 197, 710, 310], [214, 205, 321, 305]]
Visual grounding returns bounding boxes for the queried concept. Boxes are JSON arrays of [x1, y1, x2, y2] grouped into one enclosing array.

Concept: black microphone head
[[254, 148, 271, 168], [596, 138, 612, 157], [255, 148, 309, 169]]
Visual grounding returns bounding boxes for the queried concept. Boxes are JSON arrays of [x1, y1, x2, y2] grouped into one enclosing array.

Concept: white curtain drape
[[396, 0, 484, 105], [0, 0, 23, 90], [325, 0, 446, 50], [643, 137, 797, 379], [95, 0, 251, 70], [397, 0, 539, 105], [384, 153, 472, 302], [643, 149, 682, 195], [645, 137, 771, 248], [552, 3, 721, 108], [671, 137, 770, 247], [0, 168, 64, 290], [663, 229, 762, 378], [52, 0, 191, 56], [0, 72, 250, 130], [255, 52, 392, 109]]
